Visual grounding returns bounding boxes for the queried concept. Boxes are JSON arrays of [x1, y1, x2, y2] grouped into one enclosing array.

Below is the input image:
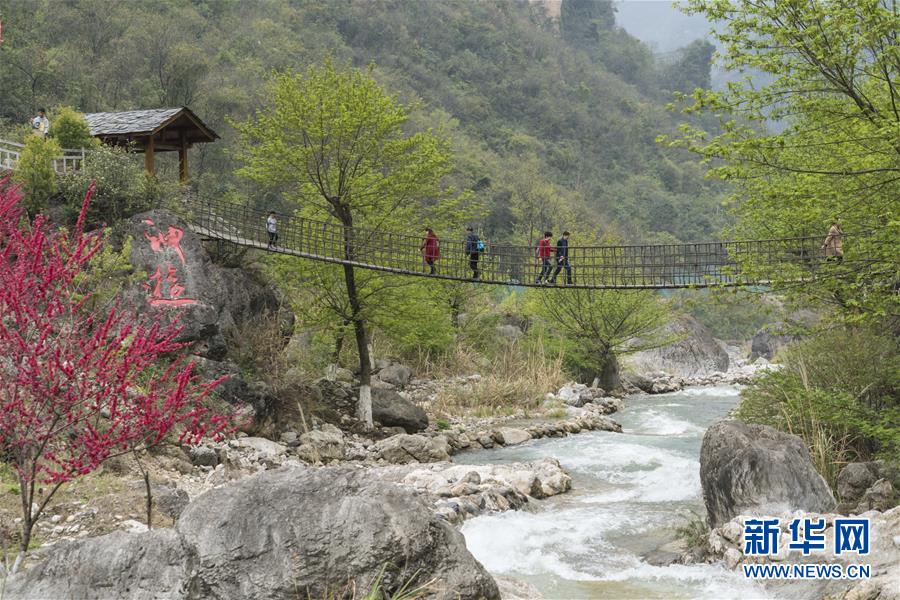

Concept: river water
[[460, 386, 770, 599]]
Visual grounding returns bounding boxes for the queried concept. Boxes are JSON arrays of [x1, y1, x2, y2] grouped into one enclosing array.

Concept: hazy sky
[[615, 1, 713, 53]]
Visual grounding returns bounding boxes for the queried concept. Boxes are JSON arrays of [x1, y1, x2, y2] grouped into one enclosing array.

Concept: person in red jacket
[[420, 227, 440, 274], [535, 231, 553, 284]]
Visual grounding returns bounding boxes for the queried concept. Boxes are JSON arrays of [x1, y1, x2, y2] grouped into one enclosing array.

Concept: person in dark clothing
[[535, 231, 553, 284], [464, 226, 481, 279], [551, 231, 572, 284]]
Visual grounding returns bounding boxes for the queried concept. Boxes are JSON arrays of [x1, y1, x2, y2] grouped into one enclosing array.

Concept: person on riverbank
[[266, 212, 278, 250], [822, 220, 843, 263], [551, 230, 572, 285], [420, 227, 440, 274], [31, 109, 50, 137], [465, 226, 481, 279], [535, 231, 553, 284]]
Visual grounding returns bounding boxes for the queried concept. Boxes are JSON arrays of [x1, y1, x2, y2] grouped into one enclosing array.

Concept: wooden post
[[178, 130, 189, 184], [144, 135, 156, 177]]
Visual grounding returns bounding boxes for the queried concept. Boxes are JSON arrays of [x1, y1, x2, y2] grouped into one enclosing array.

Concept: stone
[[155, 487, 190, 521], [555, 382, 589, 406], [621, 371, 654, 393], [720, 520, 742, 544], [837, 461, 881, 502], [377, 363, 412, 388], [123, 210, 292, 362], [700, 420, 835, 527], [494, 324, 523, 341], [279, 431, 299, 446], [231, 437, 288, 460], [8, 468, 499, 600], [650, 379, 682, 394], [188, 445, 218, 467], [495, 427, 531, 446], [449, 482, 481, 497], [476, 435, 494, 449], [324, 364, 355, 383], [626, 315, 729, 378], [295, 426, 345, 463], [854, 479, 895, 513], [749, 323, 796, 361], [462, 471, 482, 485], [371, 387, 428, 433], [374, 434, 451, 464], [723, 547, 742, 570]]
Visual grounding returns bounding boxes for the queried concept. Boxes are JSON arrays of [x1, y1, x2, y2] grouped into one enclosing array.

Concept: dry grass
[[430, 339, 567, 418]]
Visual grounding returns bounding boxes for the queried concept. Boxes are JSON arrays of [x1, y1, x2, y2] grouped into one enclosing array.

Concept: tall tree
[[667, 0, 900, 323], [234, 61, 454, 429]]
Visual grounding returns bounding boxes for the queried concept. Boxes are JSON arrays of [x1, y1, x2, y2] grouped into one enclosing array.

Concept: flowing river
[[460, 385, 770, 599]]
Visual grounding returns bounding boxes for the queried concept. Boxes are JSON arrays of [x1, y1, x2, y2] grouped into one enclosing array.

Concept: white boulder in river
[[6, 467, 500, 600], [700, 420, 836, 527]]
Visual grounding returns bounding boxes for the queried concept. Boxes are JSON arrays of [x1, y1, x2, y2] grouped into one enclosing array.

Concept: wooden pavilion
[[84, 107, 218, 183]]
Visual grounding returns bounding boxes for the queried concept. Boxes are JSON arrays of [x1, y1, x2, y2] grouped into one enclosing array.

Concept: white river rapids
[[460, 385, 771, 599]]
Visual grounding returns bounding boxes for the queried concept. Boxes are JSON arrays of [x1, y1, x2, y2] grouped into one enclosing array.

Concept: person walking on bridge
[[551, 230, 572, 285], [31, 109, 49, 137], [535, 231, 553, 284], [465, 226, 481, 280], [822, 220, 843, 263], [266, 211, 279, 250], [420, 227, 440, 274]]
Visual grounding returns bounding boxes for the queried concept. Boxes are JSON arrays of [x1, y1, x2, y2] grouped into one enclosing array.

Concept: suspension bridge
[[1, 138, 857, 290], [179, 196, 850, 290]]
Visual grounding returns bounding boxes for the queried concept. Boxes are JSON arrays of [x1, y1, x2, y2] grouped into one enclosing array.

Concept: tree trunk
[[338, 214, 373, 430], [597, 353, 621, 392], [344, 262, 372, 430]]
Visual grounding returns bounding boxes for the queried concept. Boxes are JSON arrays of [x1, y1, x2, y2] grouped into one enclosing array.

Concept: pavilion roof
[[84, 107, 218, 144]]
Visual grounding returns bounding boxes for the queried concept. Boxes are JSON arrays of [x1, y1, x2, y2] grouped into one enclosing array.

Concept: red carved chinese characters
[[143, 219, 186, 264], [142, 219, 197, 307]]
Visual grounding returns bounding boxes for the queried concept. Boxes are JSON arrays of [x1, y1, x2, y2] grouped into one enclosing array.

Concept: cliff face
[[625, 315, 730, 379]]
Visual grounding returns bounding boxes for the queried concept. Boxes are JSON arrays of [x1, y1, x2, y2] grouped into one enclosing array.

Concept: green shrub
[[737, 327, 899, 487], [13, 135, 61, 213], [50, 106, 97, 149], [59, 145, 169, 226]]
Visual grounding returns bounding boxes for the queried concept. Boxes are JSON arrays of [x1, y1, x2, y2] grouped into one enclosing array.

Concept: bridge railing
[[175, 195, 842, 289], [0, 139, 87, 175]]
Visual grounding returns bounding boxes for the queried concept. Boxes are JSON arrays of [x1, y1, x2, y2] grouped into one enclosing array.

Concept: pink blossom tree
[[0, 182, 228, 571]]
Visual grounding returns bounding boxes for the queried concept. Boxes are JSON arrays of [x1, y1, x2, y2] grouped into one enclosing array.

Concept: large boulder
[[372, 388, 428, 433], [295, 425, 346, 463], [700, 420, 835, 527], [376, 363, 412, 388], [749, 322, 796, 361], [626, 315, 729, 378], [375, 434, 451, 464], [836, 461, 881, 502], [8, 468, 499, 600], [122, 210, 292, 361]]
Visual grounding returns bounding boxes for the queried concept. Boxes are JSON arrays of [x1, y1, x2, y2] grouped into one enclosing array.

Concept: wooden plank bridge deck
[[179, 197, 846, 290]]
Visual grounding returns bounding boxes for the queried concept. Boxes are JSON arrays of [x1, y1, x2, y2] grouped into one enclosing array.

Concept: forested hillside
[[0, 0, 724, 244]]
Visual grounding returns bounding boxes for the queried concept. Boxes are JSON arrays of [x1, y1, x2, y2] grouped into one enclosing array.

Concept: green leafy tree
[[50, 106, 96, 149], [529, 287, 672, 390], [234, 61, 455, 429], [666, 0, 900, 323], [13, 135, 60, 213]]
